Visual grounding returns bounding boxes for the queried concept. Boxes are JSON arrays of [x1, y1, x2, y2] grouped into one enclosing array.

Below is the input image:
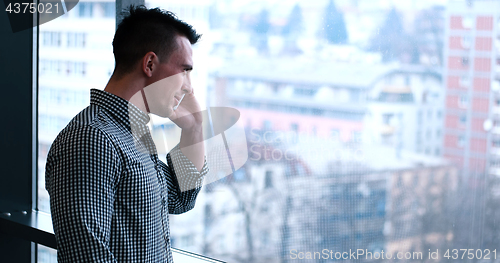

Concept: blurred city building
[[212, 58, 395, 142], [366, 66, 444, 156], [213, 59, 445, 158], [443, 0, 500, 177], [196, 136, 459, 263]]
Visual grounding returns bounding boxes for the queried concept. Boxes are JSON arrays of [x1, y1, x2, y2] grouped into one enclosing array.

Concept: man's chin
[[149, 109, 173, 119]]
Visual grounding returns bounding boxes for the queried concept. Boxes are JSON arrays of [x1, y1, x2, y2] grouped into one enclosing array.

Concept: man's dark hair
[[112, 5, 201, 76]]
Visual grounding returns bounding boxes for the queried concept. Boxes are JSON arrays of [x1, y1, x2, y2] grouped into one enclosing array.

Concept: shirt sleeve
[[164, 144, 209, 214], [45, 126, 120, 263]]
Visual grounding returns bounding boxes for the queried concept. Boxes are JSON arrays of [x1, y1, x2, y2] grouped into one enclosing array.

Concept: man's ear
[[142, 52, 158, 77]]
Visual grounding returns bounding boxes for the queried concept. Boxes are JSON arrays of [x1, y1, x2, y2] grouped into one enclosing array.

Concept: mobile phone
[[173, 94, 186, 111]]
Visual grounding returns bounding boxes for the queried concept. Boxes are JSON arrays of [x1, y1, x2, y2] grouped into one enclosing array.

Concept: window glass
[[147, 0, 500, 262], [37, 0, 500, 262], [38, 245, 57, 263]]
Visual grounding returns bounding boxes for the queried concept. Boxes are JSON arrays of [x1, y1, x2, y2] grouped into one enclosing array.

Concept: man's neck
[[104, 73, 149, 114]]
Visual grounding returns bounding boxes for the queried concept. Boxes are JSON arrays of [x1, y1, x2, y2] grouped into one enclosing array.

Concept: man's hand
[[169, 91, 202, 131], [169, 91, 205, 172]]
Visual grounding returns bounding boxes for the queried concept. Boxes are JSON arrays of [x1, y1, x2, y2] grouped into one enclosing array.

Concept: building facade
[[443, 0, 500, 177], [366, 67, 444, 156]]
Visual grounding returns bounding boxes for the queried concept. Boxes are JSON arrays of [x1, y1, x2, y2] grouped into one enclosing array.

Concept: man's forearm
[[179, 125, 204, 172]]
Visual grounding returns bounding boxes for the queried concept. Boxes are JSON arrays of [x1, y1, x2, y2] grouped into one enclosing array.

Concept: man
[[45, 5, 207, 262]]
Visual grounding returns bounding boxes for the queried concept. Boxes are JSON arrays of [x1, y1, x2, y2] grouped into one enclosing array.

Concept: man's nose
[[182, 72, 192, 94]]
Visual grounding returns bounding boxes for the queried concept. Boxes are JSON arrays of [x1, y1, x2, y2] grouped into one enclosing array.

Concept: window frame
[[0, 0, 37, 261]]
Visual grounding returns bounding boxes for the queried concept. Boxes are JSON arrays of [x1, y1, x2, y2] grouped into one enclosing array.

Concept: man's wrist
[[181, 124, 203, 134], [180, 125, 204, 147]]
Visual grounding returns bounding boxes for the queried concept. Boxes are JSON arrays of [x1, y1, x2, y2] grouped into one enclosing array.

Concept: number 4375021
[[444, 249, 496, 260], [5, 3, 60, 14]]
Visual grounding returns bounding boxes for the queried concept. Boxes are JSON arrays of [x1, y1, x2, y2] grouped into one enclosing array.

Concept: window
[[494, 80, 500, 92], [79, 2, 94, 17], [103, 2, 115, 18], [2, 1, 496, 263], [459, 94, 469, 108], [351, 131, 362, 143], [460, 75, 471, 87], [462, 15, 474, 29], [42, 31, 61, 46], [461, 35, 472, 49], [458, 135, 466, 147], [67, 32, 86, 48], [350, 89, 360, 102], [462, 57, 469, 67], [264, 170, 273, 188], [293, 87, 316, 96], [460, 114, 467, 126]]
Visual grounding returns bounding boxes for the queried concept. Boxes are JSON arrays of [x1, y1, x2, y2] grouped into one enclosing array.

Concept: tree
[[282, 4, 303, 37], [323, 0, 348, 44], [370, 7, 407, 62], [413, 6, 445, 66], [282, 4, 303, 55], [252, 9, 270, 54]]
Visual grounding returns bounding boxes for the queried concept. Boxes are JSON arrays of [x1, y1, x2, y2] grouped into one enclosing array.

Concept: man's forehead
[[170, 35, 193, 63], [175, 36, 192, 52]]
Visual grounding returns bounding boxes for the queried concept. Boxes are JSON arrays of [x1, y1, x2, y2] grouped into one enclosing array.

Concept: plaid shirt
[[45, 89, 208, 262]]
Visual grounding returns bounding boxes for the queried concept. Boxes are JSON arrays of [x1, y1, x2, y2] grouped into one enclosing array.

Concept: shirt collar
[[90, 88, 150, 126], [90, 89, 159, 154]]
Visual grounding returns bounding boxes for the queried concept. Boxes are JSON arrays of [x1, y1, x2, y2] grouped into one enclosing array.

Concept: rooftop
[[213, 57, 397, 88]]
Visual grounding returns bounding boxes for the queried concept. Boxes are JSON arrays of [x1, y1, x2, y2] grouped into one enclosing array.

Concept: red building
[[443, 0, 500, 176]]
